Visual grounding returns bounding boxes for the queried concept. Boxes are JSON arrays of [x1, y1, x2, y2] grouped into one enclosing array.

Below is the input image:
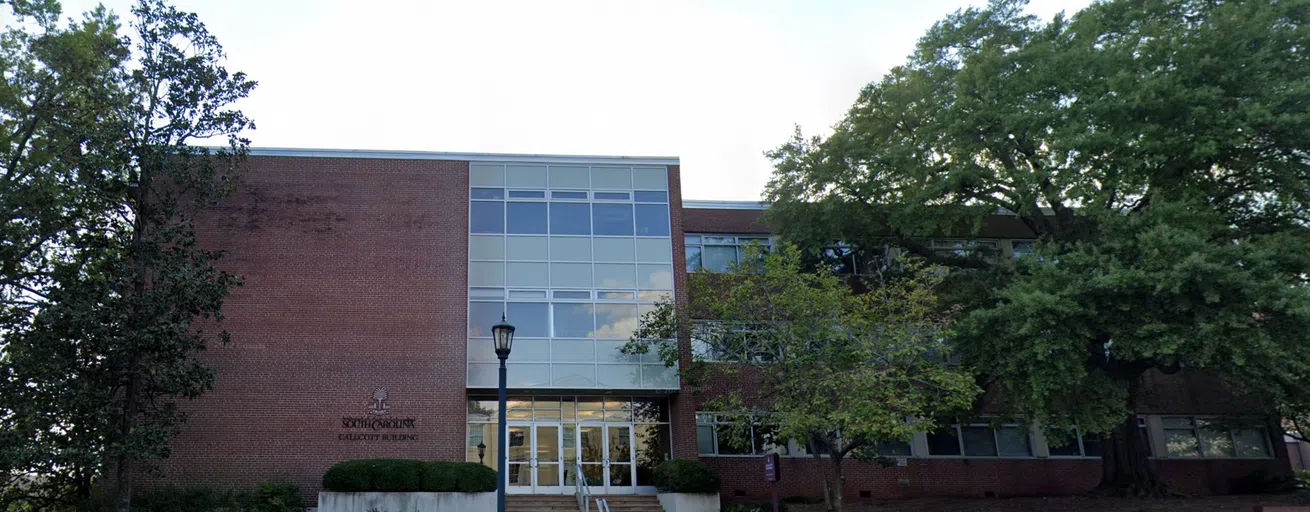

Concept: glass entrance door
[[505, 423, 567, 494], [578, 424, 636, 494]]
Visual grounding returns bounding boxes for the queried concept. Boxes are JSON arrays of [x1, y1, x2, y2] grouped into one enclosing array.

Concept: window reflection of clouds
[[594, 304, 639, 339]]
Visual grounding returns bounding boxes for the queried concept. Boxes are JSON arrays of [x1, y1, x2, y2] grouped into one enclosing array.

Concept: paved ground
[[779, 492, 1310, 511]]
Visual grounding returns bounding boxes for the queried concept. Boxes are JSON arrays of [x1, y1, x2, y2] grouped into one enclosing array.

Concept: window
[[506, 202, 548, 234], [592, 204, 634, 236], [468, 164, 675, 390], [685, 235, 772, 272], [634, 191, 667, 202], [506, 303, 548, 338], [1161, 417, 1271, 458], [930, 239, 997, 259], [471, 188, 505, 200], [789, 435, 911, 458], [470, 202, 504, 234], [928, 421, 1032, 457], [634, 204, 670, 236], [1011, 240, 1035, 258], [695, 414, 788, 456], [1047, 427, 1102, 458], [549, 203, 591, 235], [818, 243, 893, 276]]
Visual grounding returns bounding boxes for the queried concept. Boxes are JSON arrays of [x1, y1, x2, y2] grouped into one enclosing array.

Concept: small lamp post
[[491, 315, 515, 512], [477, 441, 487, 465]]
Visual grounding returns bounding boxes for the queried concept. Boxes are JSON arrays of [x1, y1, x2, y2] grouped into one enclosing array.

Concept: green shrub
[[322, 459, 496, 493], [248, 482, 306, 512], [132, 485, 243, 512], [130, 482, 305, 512], [1296, 470, 1310, 489], [652, 460, 721, 494]]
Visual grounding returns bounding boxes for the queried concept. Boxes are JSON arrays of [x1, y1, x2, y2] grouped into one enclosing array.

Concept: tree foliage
[[625, 246, 978, 511], [0, 0, 255, 509], [764, 0, 1310, 495]]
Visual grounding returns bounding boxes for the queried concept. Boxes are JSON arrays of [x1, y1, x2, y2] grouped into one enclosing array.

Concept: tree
[[0, 0, 255, 509], [625, 246, 978, 511], [764, 0, 1310, 495]]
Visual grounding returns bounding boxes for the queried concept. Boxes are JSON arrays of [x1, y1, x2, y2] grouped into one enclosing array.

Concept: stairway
[[505, 494, 664, 512]]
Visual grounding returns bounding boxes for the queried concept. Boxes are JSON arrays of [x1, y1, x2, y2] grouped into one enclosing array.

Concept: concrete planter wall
[[317, 492, 494, 512], [658, 493, 721, 512]]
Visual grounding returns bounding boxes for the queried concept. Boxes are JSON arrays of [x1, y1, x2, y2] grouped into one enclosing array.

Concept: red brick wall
[[709, 457, 1099, 500], [156, 155, 471, 497], [668, 165, 702, 460], [682, 208, 770, 234], [707, 455, 1293, 500]]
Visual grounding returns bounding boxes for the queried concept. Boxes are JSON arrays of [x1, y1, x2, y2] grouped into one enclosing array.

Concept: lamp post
[[491, 315, 515, 512]]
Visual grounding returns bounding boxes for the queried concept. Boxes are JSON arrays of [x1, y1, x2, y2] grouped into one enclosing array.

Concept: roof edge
[[245, 147, 680, 166], [683, 200, 769, 210]]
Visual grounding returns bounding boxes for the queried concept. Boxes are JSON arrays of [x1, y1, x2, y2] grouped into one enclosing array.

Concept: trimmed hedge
[[321, 459, 496, 493], [652, 459, 721, 494], [128, 482, 305, 512]]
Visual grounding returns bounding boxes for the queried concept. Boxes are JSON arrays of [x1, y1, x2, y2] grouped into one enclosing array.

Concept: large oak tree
[[764, 0, 1310, 495], [0, 1, 255, 509]]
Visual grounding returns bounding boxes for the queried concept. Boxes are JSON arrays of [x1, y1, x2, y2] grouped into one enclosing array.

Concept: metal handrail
[[573, 463, 611, 512]]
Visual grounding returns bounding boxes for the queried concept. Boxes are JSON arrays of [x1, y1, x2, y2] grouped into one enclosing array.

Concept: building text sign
[[338, 388, 419, 442]]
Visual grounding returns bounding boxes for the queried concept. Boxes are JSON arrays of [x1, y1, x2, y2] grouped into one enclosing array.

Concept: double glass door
[[579, 424, 634, 494], [505, 422, 638, 494]]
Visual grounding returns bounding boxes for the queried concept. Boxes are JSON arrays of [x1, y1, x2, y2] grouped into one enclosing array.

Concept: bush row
[[129, 482, 304, 512], [321, 459, 496, 493], [652, 460, 721, 494]]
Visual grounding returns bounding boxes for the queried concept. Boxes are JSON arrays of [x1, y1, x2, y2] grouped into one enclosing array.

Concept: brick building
[[162, 148, 1292, 503]]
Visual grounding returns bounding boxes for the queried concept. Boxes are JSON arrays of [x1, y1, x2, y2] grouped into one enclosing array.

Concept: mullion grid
[[468, 163, 672, 389]]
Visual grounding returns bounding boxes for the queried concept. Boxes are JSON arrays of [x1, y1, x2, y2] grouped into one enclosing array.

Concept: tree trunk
[[809, 440, 833, 512], [115, 372, 140, 512], [1094, 380, 1167, 496], [116, 160, 153, 512], [830, 455, 845, 512]]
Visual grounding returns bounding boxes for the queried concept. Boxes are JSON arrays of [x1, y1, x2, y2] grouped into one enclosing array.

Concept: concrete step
[[506, 494, 664, 512]]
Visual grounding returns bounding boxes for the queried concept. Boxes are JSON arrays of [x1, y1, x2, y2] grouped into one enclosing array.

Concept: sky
[[47, 0, 1093, 201]]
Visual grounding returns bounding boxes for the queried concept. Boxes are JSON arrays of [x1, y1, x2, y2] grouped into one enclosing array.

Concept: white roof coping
[[245, 147, 679, 166], [683, 200, 768, 210]]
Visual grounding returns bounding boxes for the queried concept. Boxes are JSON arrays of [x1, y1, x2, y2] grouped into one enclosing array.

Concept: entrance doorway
[[506, 422, 643, 494], [578, 424, 635, 494], [469, 396, 669, 495]]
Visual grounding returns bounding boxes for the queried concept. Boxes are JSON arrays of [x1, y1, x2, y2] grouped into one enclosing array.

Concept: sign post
[[764, 453, 782, 512]]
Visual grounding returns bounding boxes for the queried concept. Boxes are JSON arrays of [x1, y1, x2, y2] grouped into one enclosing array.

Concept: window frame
[[1045, 426, 1102, 459], [926, 420, 1036, 459], [684, 234, 774, 272], [1159, 416, 1273, 459], [695, 413, 789, 457]]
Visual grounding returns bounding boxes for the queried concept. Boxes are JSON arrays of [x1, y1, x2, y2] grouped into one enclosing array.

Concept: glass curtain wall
[[467, 163, 677, 390]]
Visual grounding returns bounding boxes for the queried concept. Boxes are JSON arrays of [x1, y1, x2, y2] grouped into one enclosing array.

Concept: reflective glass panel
[[553, 303, 595, 338], [593, 204, 635, 236], [467, 302, 503, 337], [591, 167, 632, 189], [470, 202, 504, 234], [506, 302, 548, 338], [962, 426, 998, 456], [634, 204, 670, 236], [470, 164, 505, 186], [471, 188, 505, 200], [633, 191, 668, 203], [469, 235, 504, 260], [550, 203, 591, 235], [507, 202, 548, 234]]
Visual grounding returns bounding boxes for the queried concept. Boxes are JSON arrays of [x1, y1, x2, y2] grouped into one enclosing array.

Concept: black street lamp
[[491, 315, 515, 512]]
